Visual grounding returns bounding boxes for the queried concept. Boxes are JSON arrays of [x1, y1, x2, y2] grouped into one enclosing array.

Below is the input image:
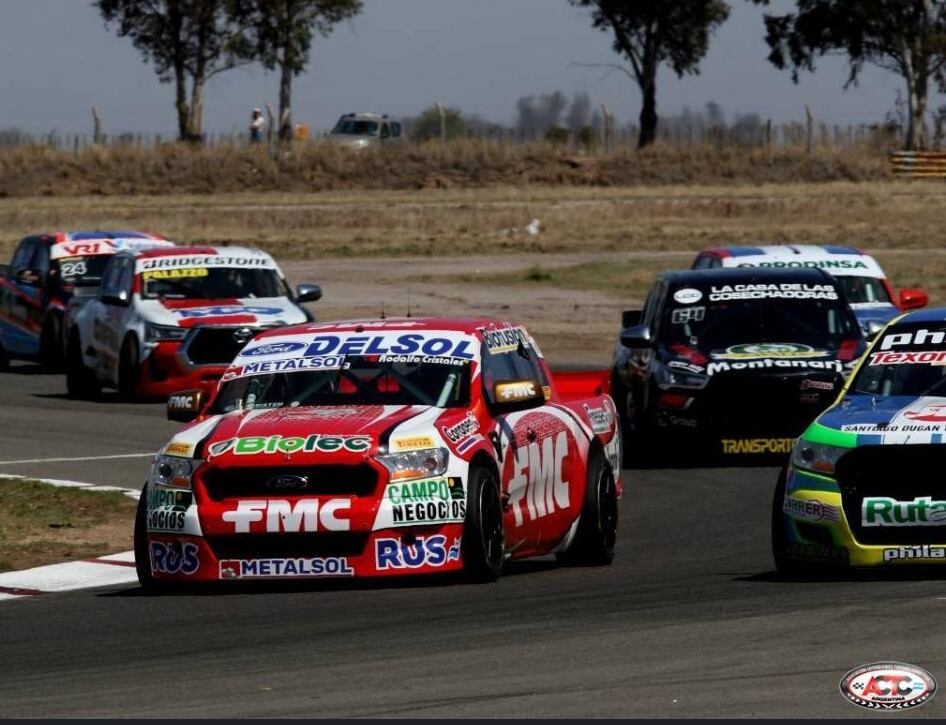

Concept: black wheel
[[0, 341, 8, 371], [65, 332, 100, 399], [557, 449, 618, 566], [771, 466, 805, 577], [462, 465, 505, 582], [134, 490, 172, 594], [118, 335, 140, 401], [39, 312, 64, 369]]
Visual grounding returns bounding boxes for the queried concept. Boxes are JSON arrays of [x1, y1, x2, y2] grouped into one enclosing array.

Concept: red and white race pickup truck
[[137, 317, 621, 588]]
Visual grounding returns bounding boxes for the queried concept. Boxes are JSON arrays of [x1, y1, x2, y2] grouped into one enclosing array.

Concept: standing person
[[249, 108, 266, 143]]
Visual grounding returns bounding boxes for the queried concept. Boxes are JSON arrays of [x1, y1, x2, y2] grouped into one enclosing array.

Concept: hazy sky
[[0, 0, 933, 136]]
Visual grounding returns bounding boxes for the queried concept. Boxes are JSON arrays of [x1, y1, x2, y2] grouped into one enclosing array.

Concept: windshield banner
[[136, 254, 276, 273]]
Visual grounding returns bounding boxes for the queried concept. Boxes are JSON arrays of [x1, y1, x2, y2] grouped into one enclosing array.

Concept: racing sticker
[[147, 488, 202, 534], [671, 306, 705, 324], [721, 438, 794, 455], [673, 288, 703, 305], [150, 541, 199, 575], [783, 497, 841, 523], [582, 402, 614, 435], [707, 358, 843, 376], [282, 332, 477, 365], [136, 255, 276, 272], [708, 283, 838, 302], [713, 343, 827, 360], [143, 268, 208, 280], [222, 498, 352, 533], [207, 434, 371, 457], [863, 496, 946, 527], [230, 354, 345, 377], [240, 341, 308, 357], [481, 326, 531, 354], [374, 534, 462, 570], [841, 399, 946, 442], [883, 545, 946, 561], [174, 305, 283, 319], [373, 476, 466, 530], [219, 557, 354, 578]]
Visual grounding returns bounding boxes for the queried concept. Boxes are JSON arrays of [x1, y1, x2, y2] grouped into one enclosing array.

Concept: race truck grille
[[206, 533, 369, 560], [201, 464, 379, 501], [837, 445, 946, 545], [181, 327, 263, 366], [700, 373, 835, 434]]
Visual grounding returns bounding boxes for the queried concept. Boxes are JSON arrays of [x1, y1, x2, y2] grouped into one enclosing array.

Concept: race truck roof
[[40, 230, 173, 261], [697, 245, 884, 278]]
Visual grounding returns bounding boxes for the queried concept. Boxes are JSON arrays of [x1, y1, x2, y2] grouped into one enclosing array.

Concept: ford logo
[[242, 341, 307, 357], [266, 474, 309, 491]]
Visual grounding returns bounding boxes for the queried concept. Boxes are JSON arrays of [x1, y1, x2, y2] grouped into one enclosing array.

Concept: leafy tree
[[569, 0, 730, 148], [752, 0, 946, 150], [408, 106, 468, 142], [98, 0, 251, 142], [233, 0, 362, 140]]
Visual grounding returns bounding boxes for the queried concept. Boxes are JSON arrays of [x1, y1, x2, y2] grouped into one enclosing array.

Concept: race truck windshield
[[141, 267, 286, 300], [57, 255, 112, 287], [834, 276, 892, 305], [852, 325, 946, 397], [662, 287, 857, 351], [213, 356, 471, 413]]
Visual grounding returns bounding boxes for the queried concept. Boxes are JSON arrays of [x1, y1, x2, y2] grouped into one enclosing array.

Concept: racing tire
[[118, 335, 140, 402], [65, 332, 100, 399], [771, 466, 806, 577], [39, 312, 64, 370], [462, 465, 505, 582], [0, 341, 8, 372], [134, 490, 174, 595], [557, 449, 618, 566]]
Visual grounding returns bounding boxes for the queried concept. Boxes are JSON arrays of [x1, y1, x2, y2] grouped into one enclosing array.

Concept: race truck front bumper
[[144, 456, 470, 582], [780, 456, 946, 567], [654, 370, 840, 456]]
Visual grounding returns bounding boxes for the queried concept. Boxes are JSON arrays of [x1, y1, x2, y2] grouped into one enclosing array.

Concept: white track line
[[0, 452, 153, 465]]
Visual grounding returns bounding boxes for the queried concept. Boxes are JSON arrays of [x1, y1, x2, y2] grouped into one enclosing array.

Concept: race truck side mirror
[[621, 309, 643, 328], [296, 283, 322, 303], [100, 289, 130, 307], [620, 324, 654, 349], [899, 288, 928, 311], [864, 320, 885, 341], [492, 379, 545, 413], [167, 389, 205, 423]]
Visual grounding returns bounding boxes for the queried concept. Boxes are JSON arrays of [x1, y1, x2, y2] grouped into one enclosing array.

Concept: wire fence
[[0, 117, 903, 154]]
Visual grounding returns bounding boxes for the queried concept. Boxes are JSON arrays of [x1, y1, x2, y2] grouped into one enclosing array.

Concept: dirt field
[[0, 480, 136, 572], [1, 181, 944, 365]]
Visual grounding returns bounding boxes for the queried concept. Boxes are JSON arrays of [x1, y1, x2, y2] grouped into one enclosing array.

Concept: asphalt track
[[2, 365, 946, 718]]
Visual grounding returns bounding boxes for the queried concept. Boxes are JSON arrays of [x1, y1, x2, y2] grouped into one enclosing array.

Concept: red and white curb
[[0, 476, 142, 601]]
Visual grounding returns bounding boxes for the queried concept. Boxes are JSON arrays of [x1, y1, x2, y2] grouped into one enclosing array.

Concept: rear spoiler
[[549, 369, 611, 400]]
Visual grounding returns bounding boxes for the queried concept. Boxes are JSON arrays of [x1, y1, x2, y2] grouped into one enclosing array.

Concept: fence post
[[435, 102, 447, 142], [91, 107, 103, 145], [805, 105, 814, 155]]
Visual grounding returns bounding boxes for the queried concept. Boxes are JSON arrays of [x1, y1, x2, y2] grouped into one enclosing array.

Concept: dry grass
[[0, 480, 135, 572], [0, 140, 890, 199], [2, 180, 946, 261]]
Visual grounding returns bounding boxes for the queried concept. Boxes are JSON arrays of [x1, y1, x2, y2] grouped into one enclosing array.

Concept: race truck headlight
[[145, 323, 187, 342], [375, 448, 449, 482], [655, 363, 709, 391], [150, 455, 202, 489], [791, 440, 846, 476]]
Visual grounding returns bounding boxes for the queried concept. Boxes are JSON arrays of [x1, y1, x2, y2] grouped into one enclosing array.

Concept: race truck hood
[[815, 395, 946, 445], [661, 340, 858, 380], [849, 304, 899, 332], [192, 404, 446, 462], [137, 296, 306, 329]]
